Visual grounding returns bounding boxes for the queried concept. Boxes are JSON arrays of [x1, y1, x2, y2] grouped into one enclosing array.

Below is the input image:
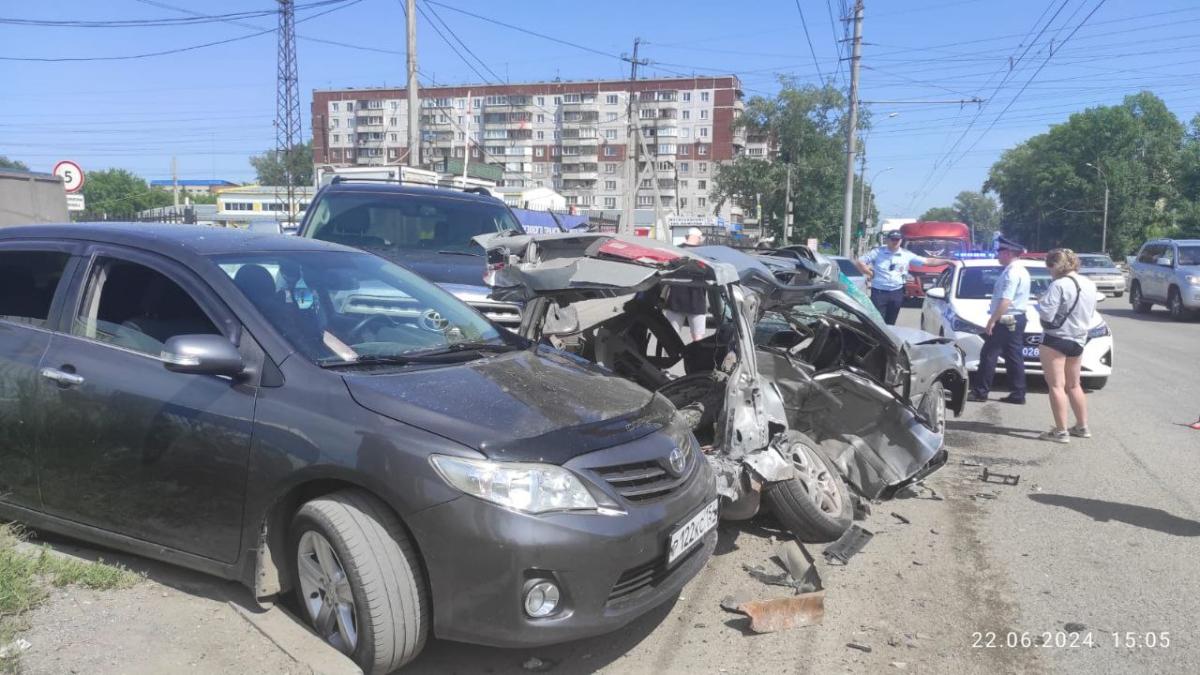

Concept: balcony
[[559, 135, 598, 146], [561, 113, 600, 128]]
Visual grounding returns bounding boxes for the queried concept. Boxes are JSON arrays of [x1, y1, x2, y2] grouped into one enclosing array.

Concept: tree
[[250, 141, 313, 186], [713, 77, 870, 245], [952, 191, 1002, 242], [918, 206, 958, 222], [80, 168, 173, 217], [985, 91, 1186, 256], [0, 156, 29, 171]]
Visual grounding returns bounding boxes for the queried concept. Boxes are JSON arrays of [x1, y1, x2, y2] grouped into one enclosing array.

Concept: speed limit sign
[[53, 160, 85, 193]]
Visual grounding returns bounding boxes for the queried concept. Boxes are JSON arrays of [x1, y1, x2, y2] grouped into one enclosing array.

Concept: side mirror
[[1156, 257, 1173, 267], [542, 304, 581, 335], [926, 287, 947, 300], [161, 334, 245, 376]]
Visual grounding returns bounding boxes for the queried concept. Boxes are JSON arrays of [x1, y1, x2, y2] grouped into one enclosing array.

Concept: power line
[[794, 0, 828, 82], [0, 0, 362, 62], [414, 1, 494, 85], [0, 1, 346, 28], [423, 1, 622, 62], [420, 1, 504, 83]]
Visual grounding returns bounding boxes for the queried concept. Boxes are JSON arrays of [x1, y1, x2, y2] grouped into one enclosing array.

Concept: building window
[[606, 94, 619, 105], [346, 102, 354, 111], [605, 129, 617, 140], [698, 145, 709, 156], [679, 145, 690, 156], [606, 112, 618, 122], [700, 109, 709, 120], [389, 133, 397, 142], [679, 128, 690, 139], [391, 101, 398, 109], [455, 98, 465, 109], [700, 127, 709, 138], [657, 144, 675, 154], [389, 148, 397, 158], [331, 118, 340, 128], [700, 92, 709, 102], [658, 161, 671, 171], [332, 134, 340, 143], [552, 146, 560, 156], [679, 180, 689, 189], [637, 195, 654, 206], [535, 148, 545, 157], [537, 96, 545, 106], [699, 162, 708, 173], [457, 132, 465, 141], [604, 197, 617, 208], [698, 197, 707, 208], [604, 146, 616, 157], [682, 92, 691, 102], [369, 99, 382, 109], [389, 117, 397, 125], [698, 180, 707, 190], [682, 110, 690, 120], [605, 163, 617, 173], [454, 147, 464, 158], [563, 94, 580, 103], [553, 96, 561, 104], [536, 131, 545, 140], [332, 102, 339, 111], [536, 114, 545, 123], [679, 162, 689, 172], [605, 180, 616, 190], [679, 197, 688, 208]]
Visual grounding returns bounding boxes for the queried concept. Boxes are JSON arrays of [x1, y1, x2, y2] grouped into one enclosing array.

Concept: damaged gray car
[[479, 233, 967, 542]]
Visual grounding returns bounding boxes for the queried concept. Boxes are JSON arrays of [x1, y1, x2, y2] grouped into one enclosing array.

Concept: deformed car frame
[[478, 232, 967, 542]]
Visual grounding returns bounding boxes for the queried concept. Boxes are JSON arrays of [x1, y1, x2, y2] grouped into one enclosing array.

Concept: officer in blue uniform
[[969, 236, 1032, 404], [856, 230, 952, 325]]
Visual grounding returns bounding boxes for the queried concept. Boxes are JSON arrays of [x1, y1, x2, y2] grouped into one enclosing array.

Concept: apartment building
[[311, 76, 770, 222]]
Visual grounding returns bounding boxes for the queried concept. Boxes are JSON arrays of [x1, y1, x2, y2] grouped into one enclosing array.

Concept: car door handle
[[40, 367, 85, 387]]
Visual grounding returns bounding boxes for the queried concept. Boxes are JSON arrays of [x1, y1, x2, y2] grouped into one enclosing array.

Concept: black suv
[[0, 223, 716, 673], [297, 181, 527, 328]]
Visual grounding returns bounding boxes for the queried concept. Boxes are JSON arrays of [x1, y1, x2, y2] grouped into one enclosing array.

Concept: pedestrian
[[1035, 248, 1099, 442], [968, 236, 1032, 404], [855, 230, 953, 325], [665, 227, 707, 342]]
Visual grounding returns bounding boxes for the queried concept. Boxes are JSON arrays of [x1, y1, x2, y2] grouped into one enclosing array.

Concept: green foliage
[[186, 192, 219, 205], [80, 168, 174, 217], [918, 206, 959, 222], [712, 78, 871, 245], [0, 156, 29, 171], [985, 92, 1193, 256], [250, 141, 313, 186]]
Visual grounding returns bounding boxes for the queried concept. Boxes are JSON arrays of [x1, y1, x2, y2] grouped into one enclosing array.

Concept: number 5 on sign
[[53, 160, 85, 193]]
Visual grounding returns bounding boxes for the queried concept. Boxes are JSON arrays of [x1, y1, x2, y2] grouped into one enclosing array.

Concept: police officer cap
[[996, 235, 1025, 253], [886, 230, 903, 240]]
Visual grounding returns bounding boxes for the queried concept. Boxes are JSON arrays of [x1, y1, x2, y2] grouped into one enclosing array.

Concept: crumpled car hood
[[343, 347, 674, 464]]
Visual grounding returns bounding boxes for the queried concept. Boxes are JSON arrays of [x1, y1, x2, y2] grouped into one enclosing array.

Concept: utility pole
[[621, 38, 647, 236], [406, 0, 420, 168], [857, 151, 867, 248], [171, 155, 179, 210], [1086, 161, 1109, 253], [784, 164, 793, 244], [840, 0, 864, 256], [274, 0, 302, 228], [461, 90, 472, 182]]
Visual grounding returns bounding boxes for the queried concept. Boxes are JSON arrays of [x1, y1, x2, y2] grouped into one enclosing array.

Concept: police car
[[919, 254, 1114, 390]]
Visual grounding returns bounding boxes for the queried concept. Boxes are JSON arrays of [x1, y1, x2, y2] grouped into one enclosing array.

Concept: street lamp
[[1085, 162, 1109, 253]]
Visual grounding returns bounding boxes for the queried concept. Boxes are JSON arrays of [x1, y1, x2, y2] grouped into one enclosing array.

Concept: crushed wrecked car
[[479, 232, 967, 543]]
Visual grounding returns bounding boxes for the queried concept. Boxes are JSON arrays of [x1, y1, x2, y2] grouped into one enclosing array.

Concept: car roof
[[0, 222, 355, 257], [318, 181, 504, 205]]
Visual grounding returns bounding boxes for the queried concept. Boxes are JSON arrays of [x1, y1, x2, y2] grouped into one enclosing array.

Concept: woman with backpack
[[1037, 248, 1100, 443]]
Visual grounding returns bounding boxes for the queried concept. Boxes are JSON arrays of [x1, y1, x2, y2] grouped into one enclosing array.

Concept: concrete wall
[[0, 170, 69, 227]]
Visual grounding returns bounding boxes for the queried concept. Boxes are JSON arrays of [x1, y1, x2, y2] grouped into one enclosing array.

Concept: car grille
[[468, 300, 522, 328], [607, 545, 703, 606], [592, 442, 696, 503]]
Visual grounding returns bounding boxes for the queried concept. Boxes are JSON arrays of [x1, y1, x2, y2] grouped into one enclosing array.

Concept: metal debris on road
[[960, 459, 983, 467], [1064, 622, 1087, 632], [980, 467, 1020, 485], [890, 512, 911, 525], [729, 592, 826, 633], [854, 499, 873, 520], [846, 642, 873, 653], [824, 525, 874, 565], [522, 656, 555, 672], [778, 540, 824, 592]]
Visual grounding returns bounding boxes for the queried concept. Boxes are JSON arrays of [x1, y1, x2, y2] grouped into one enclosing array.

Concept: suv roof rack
[[328, 176, 496, 198]]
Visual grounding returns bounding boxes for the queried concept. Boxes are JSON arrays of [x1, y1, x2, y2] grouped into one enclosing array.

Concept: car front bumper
[[1183, 284, 1200, 309], [1086, 277, 1126, 294], [955, 332, 1114, 378], [406, 440, 717, 648]]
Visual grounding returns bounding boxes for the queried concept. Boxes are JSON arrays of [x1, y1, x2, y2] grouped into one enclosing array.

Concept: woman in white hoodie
[[1036, 248, 1100, 443]]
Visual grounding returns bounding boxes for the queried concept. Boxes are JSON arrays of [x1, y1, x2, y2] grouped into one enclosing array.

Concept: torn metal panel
[[823, 524, 874, 564], [732, 593, 826, 633]]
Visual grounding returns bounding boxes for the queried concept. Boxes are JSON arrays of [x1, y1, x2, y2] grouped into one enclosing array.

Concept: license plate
[[668, 499, 719, 565], [1021, 346, 1040, 359]]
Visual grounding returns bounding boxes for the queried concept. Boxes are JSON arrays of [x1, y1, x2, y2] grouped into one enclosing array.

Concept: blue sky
[[2, 0, 1198, 217]]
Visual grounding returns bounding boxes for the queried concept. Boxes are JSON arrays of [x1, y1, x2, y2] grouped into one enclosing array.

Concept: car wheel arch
[[253, 476, 432, 608], [934, 369, 968, 416]]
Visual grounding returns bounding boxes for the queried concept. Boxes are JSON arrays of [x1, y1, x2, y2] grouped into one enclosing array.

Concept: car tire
[[291, 490, 429, 674], [764, 432, 853, 543], [1130, 283, 1152, 314], [918, 381, 947, 434], [1113, 291, 1124, 298], [1168, 287, 1189, 321], [1082, 377, 1108, 391]]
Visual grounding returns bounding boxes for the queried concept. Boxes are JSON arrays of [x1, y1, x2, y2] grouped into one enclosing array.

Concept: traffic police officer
[[856, 230, 953, 325], [969, 236, 1032, 404]]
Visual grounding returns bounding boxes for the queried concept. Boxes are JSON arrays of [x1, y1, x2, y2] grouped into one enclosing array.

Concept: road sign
[[53, 160, 85, 193], [65, 193, 86, 211]]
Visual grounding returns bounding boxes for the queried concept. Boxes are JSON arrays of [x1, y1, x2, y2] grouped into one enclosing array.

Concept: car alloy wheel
[[787, 441, 844, 516], [297, 531, 359, 654], [1169, 289, 1186, 321]]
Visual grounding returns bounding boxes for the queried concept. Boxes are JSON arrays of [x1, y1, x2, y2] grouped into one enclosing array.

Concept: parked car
[[920, 257, 1114, 390], [297, 180, 530, 328], [1076, 253, 1126, 297], [1127, 238, 1200, 320], [829, 255, 869, 296], [0, 223, 717, 673], [478, 233, 965, 543]]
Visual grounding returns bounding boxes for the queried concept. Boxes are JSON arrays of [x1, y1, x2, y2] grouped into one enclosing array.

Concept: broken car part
[[981, 468, 1021, 485], [823, 525, 875, 565], [730, 593, 826, 633]]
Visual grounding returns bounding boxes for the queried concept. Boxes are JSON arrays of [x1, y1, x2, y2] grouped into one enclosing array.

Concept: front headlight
[[1087, 323, 1111, 339], [430, 455, 598, 514], [1185, 274, 1200, 285], [951, 315, 986, 335]]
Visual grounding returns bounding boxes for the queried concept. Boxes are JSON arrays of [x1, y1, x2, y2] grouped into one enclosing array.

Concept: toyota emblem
[[667, 446, 687, 475], [419, 309, 450, 332]]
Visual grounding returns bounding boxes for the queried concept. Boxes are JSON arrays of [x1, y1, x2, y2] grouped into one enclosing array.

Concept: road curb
[[228, 601, 362, 675]]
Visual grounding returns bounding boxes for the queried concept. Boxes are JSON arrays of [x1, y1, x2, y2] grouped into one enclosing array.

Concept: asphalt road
[[407, 302, 1200, 675]]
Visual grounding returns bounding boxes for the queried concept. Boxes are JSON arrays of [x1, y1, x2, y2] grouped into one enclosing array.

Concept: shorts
[[1041, 334, 1084, 357]]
